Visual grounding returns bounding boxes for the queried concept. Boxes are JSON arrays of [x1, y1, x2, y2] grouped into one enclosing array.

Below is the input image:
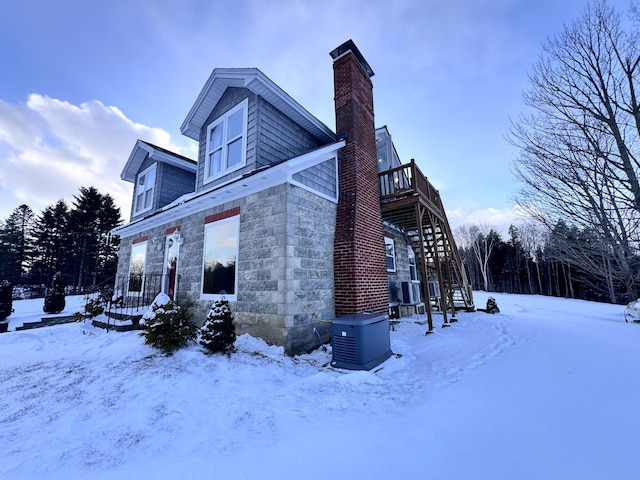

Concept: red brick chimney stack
[[330, 40, 389, 316]]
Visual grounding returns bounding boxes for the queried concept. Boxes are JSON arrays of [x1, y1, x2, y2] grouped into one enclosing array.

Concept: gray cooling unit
[[331, 312, 392, 370]]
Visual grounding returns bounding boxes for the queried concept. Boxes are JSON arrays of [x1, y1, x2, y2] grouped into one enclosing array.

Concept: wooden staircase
[[379, 159, 474, 332]]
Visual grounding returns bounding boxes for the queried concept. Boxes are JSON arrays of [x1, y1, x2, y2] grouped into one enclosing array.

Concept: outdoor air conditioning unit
[[401, 281, 421, 305], [331, 312, 392, 370]]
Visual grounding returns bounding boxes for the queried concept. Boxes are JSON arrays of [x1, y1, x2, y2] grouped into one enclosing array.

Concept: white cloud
[[0, 95, 191, 222], [447, 206, 530, 237]]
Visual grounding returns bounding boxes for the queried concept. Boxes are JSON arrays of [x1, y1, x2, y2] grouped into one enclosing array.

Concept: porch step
[[92, 317, 143, 332], [106, 311, 144, 322], [15, 315, 79, 331]]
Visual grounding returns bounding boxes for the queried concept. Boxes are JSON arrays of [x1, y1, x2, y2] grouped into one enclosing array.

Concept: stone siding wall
[[115, 182, 336, 355]]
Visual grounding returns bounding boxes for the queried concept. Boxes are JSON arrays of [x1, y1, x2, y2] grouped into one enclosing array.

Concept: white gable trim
[[121, 140, 196, 182], [180, 68, 335, 144]]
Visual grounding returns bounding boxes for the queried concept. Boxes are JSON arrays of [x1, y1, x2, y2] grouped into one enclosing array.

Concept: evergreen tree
[[1, 205, 35, 283], [0, 280, 13, 322], [31, 200, 70, 286], [68, 187, 121, 290], [141, 294, 198, 354], [200, 299, 236, 354], [43, 271, 66, 314]]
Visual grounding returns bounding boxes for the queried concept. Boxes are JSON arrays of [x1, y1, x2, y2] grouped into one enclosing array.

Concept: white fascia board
[[111, 140, 344, 238], [120, 140, 152, 182]]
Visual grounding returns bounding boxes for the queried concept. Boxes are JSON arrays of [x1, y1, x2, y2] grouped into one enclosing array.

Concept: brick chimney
[[330, 40, 389, 316]]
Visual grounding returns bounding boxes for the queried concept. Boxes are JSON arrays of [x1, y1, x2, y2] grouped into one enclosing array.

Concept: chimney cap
[[329, 39, 374, 78]]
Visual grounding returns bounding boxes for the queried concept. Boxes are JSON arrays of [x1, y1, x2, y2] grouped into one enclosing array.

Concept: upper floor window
[[205, 99, 248, 182], [134, 165, 156, 214]]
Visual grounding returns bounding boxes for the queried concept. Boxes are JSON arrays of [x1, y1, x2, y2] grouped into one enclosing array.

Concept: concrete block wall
[[115, 181, 336, 355]]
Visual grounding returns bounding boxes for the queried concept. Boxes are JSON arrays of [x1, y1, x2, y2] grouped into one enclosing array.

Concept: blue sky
[[0, 0, 595, 234]]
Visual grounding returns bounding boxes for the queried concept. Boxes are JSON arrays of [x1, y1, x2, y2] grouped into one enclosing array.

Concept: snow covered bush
[[84, 298, 104, 318], [140, 293, 198, 354], [0, 280, 13, 322], [43, 272, 66, 314], [200, 298, 236, 354]]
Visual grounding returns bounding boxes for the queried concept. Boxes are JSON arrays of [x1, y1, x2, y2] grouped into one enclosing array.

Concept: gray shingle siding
[[292, 158, 337, 199], [129, 159, 196, 222], [196, 87, 328, 193], [156, 163, 196, 208]]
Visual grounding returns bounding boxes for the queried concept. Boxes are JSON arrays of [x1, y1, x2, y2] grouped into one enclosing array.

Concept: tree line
[[456, 221, 639, 305], [0, 186, 121, 295]]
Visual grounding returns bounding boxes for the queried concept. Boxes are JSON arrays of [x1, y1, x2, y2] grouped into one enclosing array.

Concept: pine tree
[[200, 299, 236, 354], [1, 205, 35, 283], [31, 200, 69, 286], [0, 280, 13, 322], [68, 187, 121, 289], [43, 271, 66, 314], [141, 294, 198, 354]]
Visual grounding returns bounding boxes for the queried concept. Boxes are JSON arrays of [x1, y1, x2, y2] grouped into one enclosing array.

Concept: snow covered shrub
[[140, 293, 198, 354], [43, 272, 66, 314], [0, 280, 13, 322], [84, 298, 104, 318], [200, 298, 236, 354]]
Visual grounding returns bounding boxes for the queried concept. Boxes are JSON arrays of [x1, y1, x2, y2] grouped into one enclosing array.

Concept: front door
[[163, 232, 182, 300]]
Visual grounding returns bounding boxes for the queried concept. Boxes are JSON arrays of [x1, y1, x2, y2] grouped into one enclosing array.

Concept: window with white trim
[[385, 236, 396, 272], [202, 215, 239, 299], [129, 241, 147, 294], [205, 100, 248, 181], [134, 165, 156, 214], [408, 245, 418, 281]]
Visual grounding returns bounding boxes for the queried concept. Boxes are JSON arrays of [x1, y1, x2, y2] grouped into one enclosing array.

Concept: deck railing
[[378, 159, 442, 211]]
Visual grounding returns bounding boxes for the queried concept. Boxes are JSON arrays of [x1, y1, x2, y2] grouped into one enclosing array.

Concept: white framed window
[[385, 236, 396, 272], [134, 165, 156, 214], [408, 245, 418, 281], [129, 241, 147, 295], [205, 99, 248, 182], [202, 215, 240, 300]]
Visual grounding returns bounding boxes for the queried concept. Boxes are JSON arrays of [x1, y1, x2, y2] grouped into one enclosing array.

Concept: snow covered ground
[[1, 292, 639, 479]]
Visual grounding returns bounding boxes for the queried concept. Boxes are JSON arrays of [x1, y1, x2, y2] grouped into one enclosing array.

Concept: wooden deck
[[379, 160, 474, 331]]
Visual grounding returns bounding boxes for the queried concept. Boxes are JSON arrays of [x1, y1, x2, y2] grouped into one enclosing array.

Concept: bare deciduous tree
[[509, 0, 640, 301], [456, 223, 498, 291]]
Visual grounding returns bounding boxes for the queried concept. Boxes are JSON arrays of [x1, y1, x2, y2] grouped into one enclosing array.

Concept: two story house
[[110, 40, 473, 355]]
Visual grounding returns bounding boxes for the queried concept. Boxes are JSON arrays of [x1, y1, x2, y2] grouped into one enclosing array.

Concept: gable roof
[[180, 68, 335, 143], [121, 140, 197, 182]]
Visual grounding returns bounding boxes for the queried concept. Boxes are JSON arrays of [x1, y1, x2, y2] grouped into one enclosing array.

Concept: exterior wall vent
[[331, 312, 391, 370]]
